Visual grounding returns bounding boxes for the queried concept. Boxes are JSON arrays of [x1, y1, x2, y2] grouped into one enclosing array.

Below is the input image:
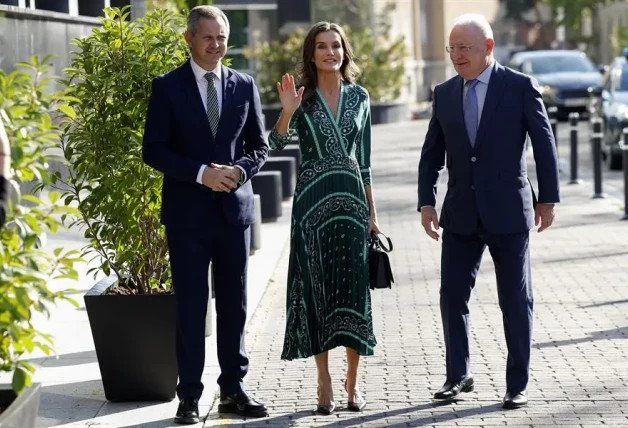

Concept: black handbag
[[368, 233, 394, 290]]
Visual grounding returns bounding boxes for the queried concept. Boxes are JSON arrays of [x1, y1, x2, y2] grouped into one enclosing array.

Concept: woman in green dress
[[268, 22, 380, 414]]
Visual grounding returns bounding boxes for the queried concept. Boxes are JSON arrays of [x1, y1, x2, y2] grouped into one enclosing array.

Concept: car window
[[522, 55, 597, 74], [617, 63, 628, 91]]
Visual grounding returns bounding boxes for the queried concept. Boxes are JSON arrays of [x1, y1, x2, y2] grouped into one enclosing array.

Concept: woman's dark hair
[[297, 22, 360, 112]]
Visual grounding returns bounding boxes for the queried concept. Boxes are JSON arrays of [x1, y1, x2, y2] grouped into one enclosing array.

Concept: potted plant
[[56, 7, 189, 402], [0, 56, 80, 427], [350, 3, 408, 124]]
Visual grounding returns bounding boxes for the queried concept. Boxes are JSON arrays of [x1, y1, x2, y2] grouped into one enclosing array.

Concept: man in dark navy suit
[[418, 14, 560, 409], [142, 5, 268, 424]]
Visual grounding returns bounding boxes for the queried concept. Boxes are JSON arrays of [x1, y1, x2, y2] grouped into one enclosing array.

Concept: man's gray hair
[[187, 5, 230, 35], [451, 13, 494, 40]]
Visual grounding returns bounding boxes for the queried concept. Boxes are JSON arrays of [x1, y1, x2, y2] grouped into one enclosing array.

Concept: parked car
[[508, 50, 604, 120], [591, 49, 628, 170]]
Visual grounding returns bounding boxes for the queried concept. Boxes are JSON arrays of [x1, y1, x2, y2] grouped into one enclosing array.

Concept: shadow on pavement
[[543, 250, 628, 264], [122, 418, 189, 428], [535, 326, 628, 349], [318, 401, 504, 428], [38, 380, 106, 426], [581, 299, 628, 308], [25, 350, 97, 367], [207, 409, 313, 427], [212, 401, 505, 427]]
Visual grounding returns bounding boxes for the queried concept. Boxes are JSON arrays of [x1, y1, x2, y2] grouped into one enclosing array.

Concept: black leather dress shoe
[[433, 376, 474, 400], [174, 398, 199, 425], [503, 390, 528, 409], [218, 390, 268, 418]]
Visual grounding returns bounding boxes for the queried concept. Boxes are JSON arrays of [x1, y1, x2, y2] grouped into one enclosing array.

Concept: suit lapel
[[216, 64, 237, 140], [181, 59, 213, 138], [473, 62, 507, 151]]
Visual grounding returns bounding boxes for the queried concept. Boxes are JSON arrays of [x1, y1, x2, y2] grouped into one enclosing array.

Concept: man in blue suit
[[142, 5, 268, 424], [418, 14, 560, 409]]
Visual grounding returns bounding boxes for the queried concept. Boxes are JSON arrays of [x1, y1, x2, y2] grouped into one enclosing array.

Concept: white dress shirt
[[190, 58, 246, 185]]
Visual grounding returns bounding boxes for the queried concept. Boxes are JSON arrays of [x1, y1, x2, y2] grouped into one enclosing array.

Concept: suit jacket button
[[471, 156, 477, 162], [471, 185, 475, 190]]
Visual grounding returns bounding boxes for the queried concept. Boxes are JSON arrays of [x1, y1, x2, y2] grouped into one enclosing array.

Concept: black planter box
[[262, 104, 282, 131], [0, 383, 41, 428], [370, 102, 408, 125], [84, 276, 178, 402]]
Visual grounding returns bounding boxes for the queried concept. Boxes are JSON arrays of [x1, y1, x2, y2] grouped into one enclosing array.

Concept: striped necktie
[[204, 72, 220, 137]]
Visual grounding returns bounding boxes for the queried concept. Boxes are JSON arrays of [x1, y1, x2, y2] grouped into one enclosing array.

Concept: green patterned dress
[[269, 81, 377, 360]]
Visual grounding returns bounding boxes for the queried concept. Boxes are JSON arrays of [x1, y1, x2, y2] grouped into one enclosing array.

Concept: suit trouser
[[165, 208, 250, 400], [440, 226, 533, 393]]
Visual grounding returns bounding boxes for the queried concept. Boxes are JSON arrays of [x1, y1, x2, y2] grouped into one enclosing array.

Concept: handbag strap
[[370, 232, 393, 252]]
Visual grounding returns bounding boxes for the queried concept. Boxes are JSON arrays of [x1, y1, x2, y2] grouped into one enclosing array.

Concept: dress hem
[[281, 341, 376, 361]]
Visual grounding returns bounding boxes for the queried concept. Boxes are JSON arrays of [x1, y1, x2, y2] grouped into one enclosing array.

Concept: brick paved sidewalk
[[205, 120, 628, 428]]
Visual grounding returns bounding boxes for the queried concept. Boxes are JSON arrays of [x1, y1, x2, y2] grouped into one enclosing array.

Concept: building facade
[[0, 2, 107, 89], [0, 0, 503, 103], [213, 0, 278, 75], [412, 0, 501, 102], [269, 0, 501, 103]]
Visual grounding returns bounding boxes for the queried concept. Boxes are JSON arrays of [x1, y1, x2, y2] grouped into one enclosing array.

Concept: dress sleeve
[[268, 108, 301, 151], [356, 96, 372, 186]]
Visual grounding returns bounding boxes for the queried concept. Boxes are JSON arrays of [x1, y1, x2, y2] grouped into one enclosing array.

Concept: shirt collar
[[190, 57, 222, 83], [465, 60, 495, 86]]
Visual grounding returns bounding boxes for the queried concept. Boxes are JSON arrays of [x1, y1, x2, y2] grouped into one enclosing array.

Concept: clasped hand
[[202, 163, 241, 192]]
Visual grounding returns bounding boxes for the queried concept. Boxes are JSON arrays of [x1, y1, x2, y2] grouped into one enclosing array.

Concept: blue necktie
[[464, 79, 479, 146]]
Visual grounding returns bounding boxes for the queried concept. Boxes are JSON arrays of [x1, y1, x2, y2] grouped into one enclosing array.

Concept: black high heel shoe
[[344, 379, 367, 411], [316, 385, 336, 415]]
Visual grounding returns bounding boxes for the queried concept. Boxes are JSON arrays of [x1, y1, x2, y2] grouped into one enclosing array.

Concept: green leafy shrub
[[58, 7, 191, 295], [0, 56, 80, 394], [242, 30, 305, 105], [349, 27, 406, 103]]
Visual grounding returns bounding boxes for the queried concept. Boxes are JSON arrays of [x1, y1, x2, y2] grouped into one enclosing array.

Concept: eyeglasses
[[445, 45, 473, 53]]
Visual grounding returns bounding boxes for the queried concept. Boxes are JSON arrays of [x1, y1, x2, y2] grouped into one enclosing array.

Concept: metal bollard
[[569, 112, 582, 184], [591, 117, 606, 198], [622, 129, 628, 220]]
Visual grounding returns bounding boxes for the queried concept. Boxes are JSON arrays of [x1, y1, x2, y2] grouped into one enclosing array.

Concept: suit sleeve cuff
[[234, 165, 247, 184], [196, 165, 207, 185]]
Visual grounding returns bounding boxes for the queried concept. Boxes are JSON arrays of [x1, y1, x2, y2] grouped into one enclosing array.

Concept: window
[[616, 62, 628, 91], [225, 10, 250, 71]]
